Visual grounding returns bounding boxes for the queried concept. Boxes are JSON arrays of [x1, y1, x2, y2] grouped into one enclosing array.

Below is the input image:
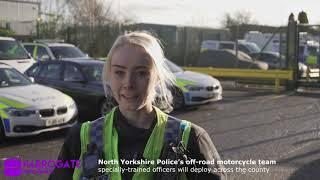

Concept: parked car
[[249, 51, 285, 69], [23, 40, 91, 61], [165, 59, 222, 108], [0, 63, 77, 142], [201, 40, 261, 55], [0, 36, 35, 73], [25, 59, 109, 118], [198, 49, 269, 70], [249, 51, 308, 77]]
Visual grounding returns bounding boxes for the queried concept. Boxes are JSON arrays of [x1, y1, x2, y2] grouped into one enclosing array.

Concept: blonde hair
[[102, 31, 176, 111]]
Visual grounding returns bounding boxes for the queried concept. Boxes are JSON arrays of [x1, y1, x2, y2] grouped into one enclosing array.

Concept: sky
[[115, 0, 320, 28], [43, 0, 320, 28]]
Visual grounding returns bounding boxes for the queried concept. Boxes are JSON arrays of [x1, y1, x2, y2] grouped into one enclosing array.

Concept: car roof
[[22, 42, 76, 47], [36, 59, 104, 66], [64, 59, 104, 65], [46, 43, 75, 47], [0, 36, 15, 41]]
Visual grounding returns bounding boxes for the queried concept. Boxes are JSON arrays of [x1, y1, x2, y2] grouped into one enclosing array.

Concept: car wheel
[[0, 120, 6, 143], [100, 97, 117, 117], [172, 87, 185, 109]]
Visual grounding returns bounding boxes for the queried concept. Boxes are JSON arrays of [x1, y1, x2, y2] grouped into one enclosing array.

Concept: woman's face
[[109, 44, 157, 111]]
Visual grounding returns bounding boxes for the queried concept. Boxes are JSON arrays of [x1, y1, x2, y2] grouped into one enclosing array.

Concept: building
[[0, 0, 40, 36]]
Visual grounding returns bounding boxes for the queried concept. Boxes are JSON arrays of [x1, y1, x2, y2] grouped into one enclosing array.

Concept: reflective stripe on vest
[[73, 106, 191, 180]]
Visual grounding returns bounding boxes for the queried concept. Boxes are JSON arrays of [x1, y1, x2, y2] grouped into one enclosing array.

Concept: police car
[[165, 59, 222, 109], [23, 40, 91, 61], [0, 36, 36, 73], [0, 63, 78, 142]]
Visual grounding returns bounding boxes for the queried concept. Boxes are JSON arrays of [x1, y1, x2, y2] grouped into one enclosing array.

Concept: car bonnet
[[0, 84, 72, 110]]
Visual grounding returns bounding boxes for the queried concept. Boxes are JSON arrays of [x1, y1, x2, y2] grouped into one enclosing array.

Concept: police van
[[0, 36, 35, 73]]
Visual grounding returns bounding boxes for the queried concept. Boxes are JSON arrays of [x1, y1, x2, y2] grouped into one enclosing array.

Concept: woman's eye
[[137, 71, 148, 77], [114, 70, 124, 76]]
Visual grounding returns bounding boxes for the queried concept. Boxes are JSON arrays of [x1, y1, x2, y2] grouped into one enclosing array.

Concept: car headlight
[[4, 108, 36, 117], [184, 85, 204, 91]]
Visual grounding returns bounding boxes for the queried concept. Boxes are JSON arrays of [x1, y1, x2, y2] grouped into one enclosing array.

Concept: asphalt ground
[[1, 89, 320, 180]]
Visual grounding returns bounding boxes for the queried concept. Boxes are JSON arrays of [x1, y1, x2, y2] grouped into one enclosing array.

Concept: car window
[[64, 64, 84, 81], [26, 64, 41, 77], [23, 45, 35, 56], [0, 40, 30, 60], [37, 46, 50, 60], [50, 46, 86, 59], [39, 63, 62, 80], [81, 64, 103, 81], [219, 43, 235, 50], [0, 68, 31, 87], [238, 44, 250, 54], [165, 60, 183, 73]]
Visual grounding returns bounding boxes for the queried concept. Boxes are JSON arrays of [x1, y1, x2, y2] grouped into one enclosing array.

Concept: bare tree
[[66, 0, 115, 26], [220, 10, 258, 28]]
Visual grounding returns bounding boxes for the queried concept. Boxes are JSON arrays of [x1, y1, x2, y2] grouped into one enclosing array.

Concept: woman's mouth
[[121, 95, 138, 101]]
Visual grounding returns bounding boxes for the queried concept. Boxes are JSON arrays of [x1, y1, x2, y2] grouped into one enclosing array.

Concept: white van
[[0, 36, 35, 72], [201, 40, 261, 55]]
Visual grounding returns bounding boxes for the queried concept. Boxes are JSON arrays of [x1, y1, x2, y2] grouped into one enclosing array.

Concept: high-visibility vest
[[73, 106, 191, 180]]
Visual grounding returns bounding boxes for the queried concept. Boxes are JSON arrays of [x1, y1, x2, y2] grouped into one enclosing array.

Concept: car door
[[60, 63, 94, 111], [36, 62, 65, 91]]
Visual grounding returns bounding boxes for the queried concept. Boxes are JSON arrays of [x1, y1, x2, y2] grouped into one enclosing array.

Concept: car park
[[23, 40, 91, 61], [165, 59, 222, 108], [0, 36, 36, 73], [0, 63, 77, 142]]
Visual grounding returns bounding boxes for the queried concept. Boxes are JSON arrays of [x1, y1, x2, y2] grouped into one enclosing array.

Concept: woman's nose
[[123, 73, 135, 88]]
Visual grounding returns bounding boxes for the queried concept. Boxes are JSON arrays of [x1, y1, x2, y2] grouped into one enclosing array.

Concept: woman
[[49, 31, 225, 180]]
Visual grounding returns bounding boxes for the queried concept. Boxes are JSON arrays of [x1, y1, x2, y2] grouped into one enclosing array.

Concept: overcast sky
[[115, 0, 320, 28]]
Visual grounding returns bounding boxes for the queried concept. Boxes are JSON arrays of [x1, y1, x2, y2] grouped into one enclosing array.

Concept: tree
[[66, 0, 116, 26], [297, 11, 310, 33], [0, 28, 14, 37], [220, 10, 258, 28], [298, 11, 309, 24], [220, 11, 259, 40]]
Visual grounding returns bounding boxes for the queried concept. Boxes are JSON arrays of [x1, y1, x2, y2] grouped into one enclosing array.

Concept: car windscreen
[[0, 68, 31, 88], [81, 64, 103, 82], [50, 46, 86, 59], [0, 40, 30, 60], [246, 43, 261, 53], [165, 60, 183, 73]]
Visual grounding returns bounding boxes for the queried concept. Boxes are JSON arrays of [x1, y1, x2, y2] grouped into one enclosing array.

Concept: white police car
[[165, 59, 222, 109], [0, 63, 77, 142]]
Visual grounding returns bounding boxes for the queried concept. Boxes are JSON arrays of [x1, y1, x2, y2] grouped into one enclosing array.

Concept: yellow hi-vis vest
[[73, 106, 192, 180]]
